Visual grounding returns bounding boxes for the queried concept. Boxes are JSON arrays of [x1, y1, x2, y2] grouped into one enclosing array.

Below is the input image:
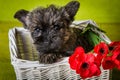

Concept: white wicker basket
[[9, 20, 112, 80]]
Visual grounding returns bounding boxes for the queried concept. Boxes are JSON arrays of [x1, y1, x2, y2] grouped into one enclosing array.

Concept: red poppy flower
[[69, 47, 85, 70], [111, 47, 120, 69], [102, 56, 115, 70], [76, 54, 101, 79], [94, 55, 103, 67], [109, 41, 120, 52], [94, 42, 109, 58]]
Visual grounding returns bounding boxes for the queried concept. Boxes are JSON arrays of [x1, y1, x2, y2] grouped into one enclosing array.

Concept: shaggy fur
[[14, 1, 93, 64]]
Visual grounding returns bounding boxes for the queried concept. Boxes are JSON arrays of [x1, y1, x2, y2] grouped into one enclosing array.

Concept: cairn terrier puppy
[[14, 1, 93, 63]]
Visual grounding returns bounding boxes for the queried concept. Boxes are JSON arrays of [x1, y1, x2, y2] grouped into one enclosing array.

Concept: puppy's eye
[[35, 27, 42, 32], [54, 25, 61, 30], [33, 27, 42, 38]]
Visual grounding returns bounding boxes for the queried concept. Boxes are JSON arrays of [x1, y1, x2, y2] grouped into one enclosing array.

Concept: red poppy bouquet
[[69, 41, 120, 79]]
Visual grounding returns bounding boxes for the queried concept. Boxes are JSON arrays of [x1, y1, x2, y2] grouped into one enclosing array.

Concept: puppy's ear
[[62, 1, 80, 21], [14, 9, 29, 28]]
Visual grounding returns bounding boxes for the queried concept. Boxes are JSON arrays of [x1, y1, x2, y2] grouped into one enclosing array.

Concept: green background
[[0, 0, 120, 23], [0, 0, 120, 80]]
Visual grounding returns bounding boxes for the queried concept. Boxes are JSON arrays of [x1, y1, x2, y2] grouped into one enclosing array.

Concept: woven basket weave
[[9, 20, 112, 80]]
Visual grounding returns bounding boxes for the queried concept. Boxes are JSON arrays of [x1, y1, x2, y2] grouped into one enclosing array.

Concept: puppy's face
[[14, 1, 80, 54]]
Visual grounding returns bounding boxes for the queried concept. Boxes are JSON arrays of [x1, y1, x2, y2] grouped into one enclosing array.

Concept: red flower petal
[[109, 41, 120, 52], [94, 55, 103, 67], [76, 61, 89, 74], [69, 47, 85, 70], [102, 56, 115, 70], [86, 53, 95, 63], [93, 67, 101, 76], [112, 47, 120, 69], [94, 42, 109, 58], [76, 53, 100, 79], [76, 54, 94, 74], [109, 41, 120, 46], [89, 64, 101, 77], [77, 62, 91, 78]]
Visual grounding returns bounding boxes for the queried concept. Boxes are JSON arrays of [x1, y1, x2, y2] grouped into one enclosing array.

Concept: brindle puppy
[[14, 1, 93, 63]]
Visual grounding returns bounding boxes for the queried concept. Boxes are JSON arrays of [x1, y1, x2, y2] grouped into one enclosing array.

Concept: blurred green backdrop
[[0, 0, 120, 80], [0, 0, 120, 23]]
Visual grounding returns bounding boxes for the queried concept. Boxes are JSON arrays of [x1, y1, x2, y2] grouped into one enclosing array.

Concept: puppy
[[14, 1, 93, 63]]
